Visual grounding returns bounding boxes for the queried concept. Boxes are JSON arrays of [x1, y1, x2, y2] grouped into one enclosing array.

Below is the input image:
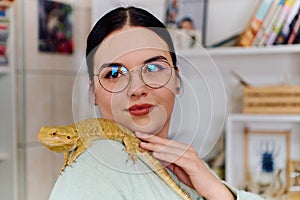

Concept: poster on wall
[[164, 0, 207, 48], [38, 0, 73, 54]]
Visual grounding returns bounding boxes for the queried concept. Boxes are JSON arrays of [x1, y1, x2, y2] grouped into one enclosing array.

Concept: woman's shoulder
[[49, 140, 185, 200]]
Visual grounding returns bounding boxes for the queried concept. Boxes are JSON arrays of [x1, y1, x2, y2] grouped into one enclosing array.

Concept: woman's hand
[[135, 132, 235, 200]]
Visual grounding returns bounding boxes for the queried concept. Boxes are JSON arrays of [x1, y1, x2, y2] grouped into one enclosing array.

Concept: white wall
[[18, 0, 92, 199], [206, 0, 260, 46], [91, 0, 165, 26]]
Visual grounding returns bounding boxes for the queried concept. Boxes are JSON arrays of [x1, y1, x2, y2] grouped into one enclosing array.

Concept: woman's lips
[[128, 104, 154, 116]]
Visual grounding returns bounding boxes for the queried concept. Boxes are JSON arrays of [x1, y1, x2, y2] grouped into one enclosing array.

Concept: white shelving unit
[[0, 4, 17, 200], [178, 44, 300, 56], [179, 43, 300, 194], [176, 9, 300, 194]]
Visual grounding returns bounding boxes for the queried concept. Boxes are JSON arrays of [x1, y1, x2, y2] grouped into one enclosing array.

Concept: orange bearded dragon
[[37, 118, 190, 200]]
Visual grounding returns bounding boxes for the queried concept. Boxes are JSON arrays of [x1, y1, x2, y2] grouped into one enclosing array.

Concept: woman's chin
[[128, 116, 165, 134]]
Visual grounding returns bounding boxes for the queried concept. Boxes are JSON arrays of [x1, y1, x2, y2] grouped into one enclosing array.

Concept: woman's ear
[[174, 69, 181, 94], [89, 81, 98, 106]]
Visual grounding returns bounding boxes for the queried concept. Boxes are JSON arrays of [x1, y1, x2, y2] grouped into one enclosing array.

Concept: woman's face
[[92, 27, 178, 137]]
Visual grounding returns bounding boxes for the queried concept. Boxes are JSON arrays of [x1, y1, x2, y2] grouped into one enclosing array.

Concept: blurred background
[[0, 0, 300, 199]]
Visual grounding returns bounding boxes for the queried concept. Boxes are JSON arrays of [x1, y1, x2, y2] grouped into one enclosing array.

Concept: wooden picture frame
[[244, 128, 290, 192]]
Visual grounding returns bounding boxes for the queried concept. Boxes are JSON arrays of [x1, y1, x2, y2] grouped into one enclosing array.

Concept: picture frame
[[288, 160, 300, 191], [244, 128, 291, 192], [38, 0, 73, 54], [164, 0, 207, 48]]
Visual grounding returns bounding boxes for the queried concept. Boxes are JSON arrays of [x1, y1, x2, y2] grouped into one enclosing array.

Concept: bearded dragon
[[37, 118, 190, 200]]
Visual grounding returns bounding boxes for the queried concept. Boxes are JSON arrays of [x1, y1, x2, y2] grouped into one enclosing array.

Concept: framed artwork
[[244, 128, 290, 191], [38, 0, 73, 54], [164, 0, 207, 48]]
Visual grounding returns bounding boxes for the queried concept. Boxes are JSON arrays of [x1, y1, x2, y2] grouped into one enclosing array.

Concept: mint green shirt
[[49, 140, 262, 200]]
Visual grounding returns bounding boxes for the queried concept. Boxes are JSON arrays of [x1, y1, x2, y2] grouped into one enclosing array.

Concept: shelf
[[177, 44, 300, 57], [0, 153, 8, 161], [228, 114, 300, 123]]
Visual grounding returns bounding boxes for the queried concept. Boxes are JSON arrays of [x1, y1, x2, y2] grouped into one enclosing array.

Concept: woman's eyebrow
[[143, 56, 168, 64], [99, 62, 123, 69], [99, 56, 168, 69]]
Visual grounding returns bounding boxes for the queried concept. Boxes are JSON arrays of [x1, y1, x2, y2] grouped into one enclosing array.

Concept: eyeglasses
[[94, 61, 174, 93]]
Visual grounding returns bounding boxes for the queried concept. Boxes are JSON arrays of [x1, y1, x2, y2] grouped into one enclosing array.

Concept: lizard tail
[[137, 151, 191, 200]]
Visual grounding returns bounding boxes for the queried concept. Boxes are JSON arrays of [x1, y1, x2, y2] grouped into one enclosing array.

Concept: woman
[[50, 6, 262, 200]]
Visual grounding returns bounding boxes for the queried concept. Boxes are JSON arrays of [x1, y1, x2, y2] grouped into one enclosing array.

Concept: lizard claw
[[67, 158, 76, 167], [123, 136, 140, 163], [122, 148, 138, 163], [59, 166, 66, 175], [126, 153, 138, 163]]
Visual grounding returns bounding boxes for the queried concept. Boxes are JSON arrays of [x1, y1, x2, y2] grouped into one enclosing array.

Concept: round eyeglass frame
[[93, 64, 175, 93]]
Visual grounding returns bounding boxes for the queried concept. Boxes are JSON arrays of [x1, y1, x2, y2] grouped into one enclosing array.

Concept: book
[[275, 0, 300, 44], [265, 0, 297, 45], [252, 0, 281, 46], [0, 44, 6, 56], [237, 0, 274, 47], [258, 0, 286, 46], [291, 26, 300, 43], [287, 7, 300, 43]]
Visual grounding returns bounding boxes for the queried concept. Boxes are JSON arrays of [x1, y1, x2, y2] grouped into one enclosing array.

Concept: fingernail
[[140, 142, 147, 147], [135, 132, 142, 136], [152, 152, 159, 158]]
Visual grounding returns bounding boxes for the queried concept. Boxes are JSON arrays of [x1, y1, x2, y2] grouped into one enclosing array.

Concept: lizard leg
[[123, 136, 140, 163], [60, 152, 70, 174], [67, 140, 86, 166]]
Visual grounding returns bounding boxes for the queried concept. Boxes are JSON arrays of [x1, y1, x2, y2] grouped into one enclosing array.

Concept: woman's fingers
[[136, 132, 197, 167], [135, 132, 210, 191], [138, 137, 192, 161], [140, 141, 183, 162], [135, 132, 189, 150]]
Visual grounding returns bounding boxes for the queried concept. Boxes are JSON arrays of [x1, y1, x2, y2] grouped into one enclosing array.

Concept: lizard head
[[37, 126, 79, 152]]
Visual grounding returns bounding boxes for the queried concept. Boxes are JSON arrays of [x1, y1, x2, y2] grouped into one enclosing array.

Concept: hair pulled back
[[86, 6, 177, 83]]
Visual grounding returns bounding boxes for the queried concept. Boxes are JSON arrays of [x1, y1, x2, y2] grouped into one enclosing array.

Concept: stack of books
[[0, 6, 9, 65], [237, 0, 300, 47]]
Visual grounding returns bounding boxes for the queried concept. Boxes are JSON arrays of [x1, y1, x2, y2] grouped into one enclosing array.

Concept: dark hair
[[177, 16, 194, 29], [86, 6, 177, 83]]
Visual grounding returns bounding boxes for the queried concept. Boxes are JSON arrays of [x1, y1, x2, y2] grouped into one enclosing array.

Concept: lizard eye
[[52, 132, 56, 136], [67, 136, 71, 139]]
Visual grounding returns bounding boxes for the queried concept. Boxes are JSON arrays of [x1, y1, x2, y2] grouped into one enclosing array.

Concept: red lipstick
[[128, 104, 154, 116]]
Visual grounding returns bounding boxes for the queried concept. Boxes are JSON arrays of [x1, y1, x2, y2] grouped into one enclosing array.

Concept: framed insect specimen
[[244, 128, 290, 193]]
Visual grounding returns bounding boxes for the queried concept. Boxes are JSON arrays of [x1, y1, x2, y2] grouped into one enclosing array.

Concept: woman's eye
[[103, 66, 128, 79], [145, 63, 164, 73]]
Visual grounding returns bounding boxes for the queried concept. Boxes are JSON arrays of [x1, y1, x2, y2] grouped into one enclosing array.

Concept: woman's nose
[[127, 70, 148, 98]]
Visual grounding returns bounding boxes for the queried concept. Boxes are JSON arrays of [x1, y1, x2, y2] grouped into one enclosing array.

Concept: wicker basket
[[242, 85, 300, 114]]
